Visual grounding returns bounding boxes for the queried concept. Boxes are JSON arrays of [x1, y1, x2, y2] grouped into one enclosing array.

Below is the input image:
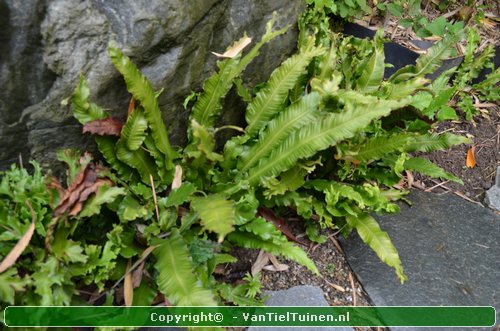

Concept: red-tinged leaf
[[83, 117, 123, 136], [466, 146, 476, 168], [257, 207, 305, 245], [54, 164, 105, 217]]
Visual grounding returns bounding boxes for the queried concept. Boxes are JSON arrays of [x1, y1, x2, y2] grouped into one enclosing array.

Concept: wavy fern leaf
[[235, 12, 289, 75], [108, 45, 175, 167], [116, 140, 159, 183], [240, 92, 321, 171], [78, 184, 126, 218], [247, 92, 408, 184], [405, 133, 469, 153], [72, 75, 108, 124], [192, 57, 240, 127], [154, 229, 216, 306], [95, 136, 137, 180], [191, 194, 235, 242], [356, 30, 385, 93], [191, 16, 287, 129], [228, 228, 319, 274], [389, 33, 460, 83], [404, 157, 463, 183], [341, 134, 412, 163], [120, 108, 148, 150], [346, 211, 407, 283], [245, 39, 323, 136]]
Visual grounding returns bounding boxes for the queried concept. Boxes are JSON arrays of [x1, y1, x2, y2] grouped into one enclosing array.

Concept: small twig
[[214, 125, 245, 134], [349, 272, 357, 307], [424, 180, 450, 192], [149, 174, 160, 222]]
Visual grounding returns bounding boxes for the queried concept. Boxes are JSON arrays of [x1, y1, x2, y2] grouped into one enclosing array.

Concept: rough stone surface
[[248, 285, 355, 331], [0, 0, 304, 171], [485, 167, 500, 212], [341, 190, 500, 331]]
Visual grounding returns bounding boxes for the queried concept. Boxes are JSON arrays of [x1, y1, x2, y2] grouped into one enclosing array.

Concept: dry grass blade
[[0, 200, 36, 273], [124, 259, 133, 306]]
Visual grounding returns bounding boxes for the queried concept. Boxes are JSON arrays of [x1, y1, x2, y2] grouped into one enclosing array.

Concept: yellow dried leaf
[[212, 36, 252, 58]]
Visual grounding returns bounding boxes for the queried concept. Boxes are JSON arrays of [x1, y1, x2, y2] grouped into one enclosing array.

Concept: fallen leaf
[[83, 117, 123, 136], [466, 146, 476, 168], [251, 250, 270, 276], [132, 261, 145, 288], [0, 201, 36, 273], [124, 259, 133, 306], [212, 36, 252, 58], [172, 165, 183, 190]]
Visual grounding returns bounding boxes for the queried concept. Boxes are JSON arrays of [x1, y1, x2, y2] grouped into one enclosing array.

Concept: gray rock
[[0, 0, 304, 171], [485, 167, 500, 212], [341, 190, 500, 331], [249, 285, 355, 331]]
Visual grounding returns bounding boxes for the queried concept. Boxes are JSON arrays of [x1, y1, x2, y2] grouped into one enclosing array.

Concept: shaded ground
[[416, 107, 500, 203]]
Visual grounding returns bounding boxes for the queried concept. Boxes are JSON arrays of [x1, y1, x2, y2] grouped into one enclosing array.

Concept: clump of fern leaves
[[66, 10, 470, 308]]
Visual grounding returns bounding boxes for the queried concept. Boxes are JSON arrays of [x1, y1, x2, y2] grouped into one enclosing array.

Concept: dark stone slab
[[340, 190, 500, 331], [249, 285, 355, 331], [485, 167, 500, 212]]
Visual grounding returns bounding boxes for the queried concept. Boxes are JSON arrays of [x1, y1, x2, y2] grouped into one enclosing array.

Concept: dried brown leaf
[[83, 117, 123, 136], [132, 261, 145, 288], [251, 250, 270, 276]]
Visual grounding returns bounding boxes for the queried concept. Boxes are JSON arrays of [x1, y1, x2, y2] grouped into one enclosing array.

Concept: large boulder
[[0, 0, 305, 171]]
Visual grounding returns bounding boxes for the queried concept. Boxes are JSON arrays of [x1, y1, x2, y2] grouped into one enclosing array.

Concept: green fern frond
[[228, 222, 319, 274], [346, 211, 407, 283], [191, 194, 235, 242], [192, 15, 288, 129], [404, 157, 463, 183], [384, 77, 429, 99], [72, 75, 108, 124], [121, 108, 148, 150], [108, 44, 176, 169], [191, 57, 240, 127], [405, 133, 469, 153], [154, 229, 216, 306], [245, 39, 324, 136], [240, 92, 321, 171], [247, 93, 408, 184], [95, 136, 137, 180], [389, 33, 461, 83], [356, 30, 385, 94], [340, 134, 412, 163], [235, 12, 289, 75], [115, 140, 159, 184]]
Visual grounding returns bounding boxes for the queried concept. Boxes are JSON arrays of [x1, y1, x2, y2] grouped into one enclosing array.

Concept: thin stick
[[149, 174, 160, 222], [349, 272, 357, 307]]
